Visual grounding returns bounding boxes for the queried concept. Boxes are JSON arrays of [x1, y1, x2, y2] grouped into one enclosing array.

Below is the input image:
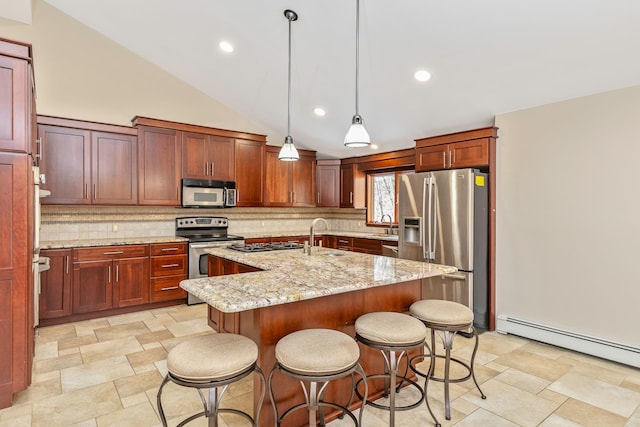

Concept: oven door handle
[[189, 242, 229, 249]]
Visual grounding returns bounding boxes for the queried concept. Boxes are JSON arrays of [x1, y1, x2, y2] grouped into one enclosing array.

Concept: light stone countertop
[[241, 230, 399, 242], [40, 236, 188, 249], [180, 247, 455, 313]]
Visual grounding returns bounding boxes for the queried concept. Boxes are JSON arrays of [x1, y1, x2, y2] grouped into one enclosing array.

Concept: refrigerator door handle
[[421, 177, 427, 258], [430, 177, 437, 260], [425, 176, 436, 260]]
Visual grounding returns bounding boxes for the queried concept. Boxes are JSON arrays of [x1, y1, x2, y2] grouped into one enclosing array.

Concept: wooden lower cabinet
[[207, 255, 262, 333], [39, 249, 72, 319], [71, 245, 150, 314], [149, 242, 187, 303]]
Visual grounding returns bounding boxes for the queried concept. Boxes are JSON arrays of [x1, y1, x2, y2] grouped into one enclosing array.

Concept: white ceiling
[[24, 1, 640, 157]]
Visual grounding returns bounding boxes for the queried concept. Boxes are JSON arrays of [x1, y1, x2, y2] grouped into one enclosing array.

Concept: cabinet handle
[[115, 265, 119, 282], [450, 150, 454, 168], [317, 192, 320, 204], [103, 251, 124, 255], [350, 192, 353, 204], [177, 186, 179, 200], [204, 161, 208, 176], [442, 152, 447, 169], [211, 161, 214, 176], [237, 189, 240, 202], [161, 286, 179, 291], [93, 183, 96, 200], [84, 183, 88, 199], [162, 264, 180, 268], [36, 138, 43, 161], [108, 266, 111, 283], [161, 248, 179, 252], [292, 192, 296, 203], [65, 255, 69, 275]]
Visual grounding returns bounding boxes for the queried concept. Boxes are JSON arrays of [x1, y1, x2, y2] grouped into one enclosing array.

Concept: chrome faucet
[[307, 217, 329, 255], [380, 214, 393, 234]]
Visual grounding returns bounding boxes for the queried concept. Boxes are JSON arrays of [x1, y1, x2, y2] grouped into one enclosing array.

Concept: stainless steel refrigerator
[[398, 168, 489, 329]]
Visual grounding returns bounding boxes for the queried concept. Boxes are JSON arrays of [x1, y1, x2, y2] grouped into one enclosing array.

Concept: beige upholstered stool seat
[[275, 328, 360, 375], [269, 328, 368, 426], [167, 333, 258, 382], [355, 311, 427, 345], [354, 312, 427, 426], [157, 333, 265, 427], [410, 299, 474, 329]]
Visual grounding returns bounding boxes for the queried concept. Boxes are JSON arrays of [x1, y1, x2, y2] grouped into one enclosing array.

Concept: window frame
[[365, 169, 413, 227]]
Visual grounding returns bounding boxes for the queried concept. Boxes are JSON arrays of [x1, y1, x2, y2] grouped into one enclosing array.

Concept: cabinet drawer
[[150, 242, 187, 256], [150, 275, 188, 302], [74, 244, 149, 261], [353, 238, 382, 253], [150, 255, 187, 277], [336, 236, 353, 250]]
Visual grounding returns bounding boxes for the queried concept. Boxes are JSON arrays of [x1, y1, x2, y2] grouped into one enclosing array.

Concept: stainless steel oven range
[[175, 216, 244, 305]]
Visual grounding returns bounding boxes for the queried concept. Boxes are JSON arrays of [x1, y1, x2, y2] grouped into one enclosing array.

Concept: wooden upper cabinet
[[291, 154, 316, 207], [92, 132, 137, 204], [38, 120, 138, 205], [137, 126, 181, 206], [0, 54, 28, 153], [340, 161, 366, 208], [415, 127, 496, 172], [316, 159, 340, 207], [182, 132, 235, 181], [264, 146, 317, 207], [39, 125, 91, 205], [235, 139, 264, 207]]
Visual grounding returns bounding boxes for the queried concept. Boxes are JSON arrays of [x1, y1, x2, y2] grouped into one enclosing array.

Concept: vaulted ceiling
[[6, 1, 640, 158]]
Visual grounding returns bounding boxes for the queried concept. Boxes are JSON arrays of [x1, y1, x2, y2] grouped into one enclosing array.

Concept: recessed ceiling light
[[313, 107, 326, 117], [219, 40, 234, 53], [370, 144, 378, 150], [414, 69, 431, 82]]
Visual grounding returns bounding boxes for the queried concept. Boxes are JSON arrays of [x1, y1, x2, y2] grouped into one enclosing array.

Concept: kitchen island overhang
[[179, 248, 456, 427]]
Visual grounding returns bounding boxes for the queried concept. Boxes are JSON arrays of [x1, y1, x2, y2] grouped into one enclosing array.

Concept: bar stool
[[355, 311, 427, 426], [157, 333, 266, 427], [409, 299, 486, 427], [268, 328, 368, 426]]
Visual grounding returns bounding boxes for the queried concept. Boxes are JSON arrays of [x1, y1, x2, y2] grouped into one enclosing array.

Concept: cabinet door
[[113, 257, 149, 308], [39, 125, 91, 204], [181, 132, 208, 179], [264, 149, 292, 206], [0, 55, 28, 153], [207, 136, 235, 181], [92, 132, 137, 205], [39, 249, 72, 319], [450, 138, 489, 168], [292, 155, 316, 207], [73, 260, 112, 313], [235, 139, 264, 207], [316, 162, 340, 207], [138, 126, 181, 205], [416, 144, 449, 172], [340, 163, 365, 208]]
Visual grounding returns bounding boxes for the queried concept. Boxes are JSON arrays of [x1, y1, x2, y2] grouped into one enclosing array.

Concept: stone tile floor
[[1, 303, 639, 426]]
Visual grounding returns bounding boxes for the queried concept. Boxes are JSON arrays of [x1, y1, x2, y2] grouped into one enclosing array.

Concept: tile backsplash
[[41, 206, 377, 242]]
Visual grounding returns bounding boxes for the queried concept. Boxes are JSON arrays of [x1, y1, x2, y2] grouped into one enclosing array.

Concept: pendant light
[[344, 0, 370, 148], [279, 9, 300, 161]]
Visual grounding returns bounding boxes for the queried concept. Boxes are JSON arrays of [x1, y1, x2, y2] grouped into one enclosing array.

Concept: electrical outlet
[[112, 224, 119, 232]]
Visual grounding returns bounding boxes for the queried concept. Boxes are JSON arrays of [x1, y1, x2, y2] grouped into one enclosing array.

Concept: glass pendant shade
[[278, 135, 299, 161], [344, 114, 370, 147]]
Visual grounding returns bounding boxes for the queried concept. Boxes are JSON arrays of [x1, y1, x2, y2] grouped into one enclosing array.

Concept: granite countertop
[[180, 247, 455, 313], [241, 230, 399, 242], [40, 236, 188, 249]]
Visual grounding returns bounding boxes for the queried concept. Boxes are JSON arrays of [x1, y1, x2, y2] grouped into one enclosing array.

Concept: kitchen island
[[180, 247, 455, 426]]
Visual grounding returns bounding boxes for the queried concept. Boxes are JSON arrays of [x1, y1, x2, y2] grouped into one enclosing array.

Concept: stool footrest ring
[[355, 374, 424, 411]]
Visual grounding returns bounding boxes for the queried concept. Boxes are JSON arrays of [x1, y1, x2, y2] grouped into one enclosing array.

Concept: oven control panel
[[176, 217, 228, 229]]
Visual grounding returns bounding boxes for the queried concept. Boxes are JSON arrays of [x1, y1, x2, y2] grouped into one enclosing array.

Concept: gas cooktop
[[228, 242, 304, 253]]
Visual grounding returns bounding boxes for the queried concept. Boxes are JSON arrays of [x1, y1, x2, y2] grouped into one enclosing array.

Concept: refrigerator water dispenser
[[403, 217, 421, 244]]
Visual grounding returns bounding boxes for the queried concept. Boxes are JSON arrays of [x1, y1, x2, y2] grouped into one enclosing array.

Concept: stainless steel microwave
[[181, 179, 236, 208]]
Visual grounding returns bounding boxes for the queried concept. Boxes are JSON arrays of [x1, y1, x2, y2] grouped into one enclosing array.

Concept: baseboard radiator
[[496, 314, 640, 368]]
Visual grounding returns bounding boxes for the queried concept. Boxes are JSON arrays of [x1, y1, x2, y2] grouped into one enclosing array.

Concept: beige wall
[[495, 85, 640, 348], [0, 0, 276, 138]]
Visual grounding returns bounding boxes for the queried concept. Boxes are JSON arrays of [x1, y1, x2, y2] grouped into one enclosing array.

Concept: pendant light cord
[[355, 0, 360, 116], [287, 13, 293, 137]]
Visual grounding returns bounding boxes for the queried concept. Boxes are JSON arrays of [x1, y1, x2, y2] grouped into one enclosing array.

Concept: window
[[366, 170, 412, 226]]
